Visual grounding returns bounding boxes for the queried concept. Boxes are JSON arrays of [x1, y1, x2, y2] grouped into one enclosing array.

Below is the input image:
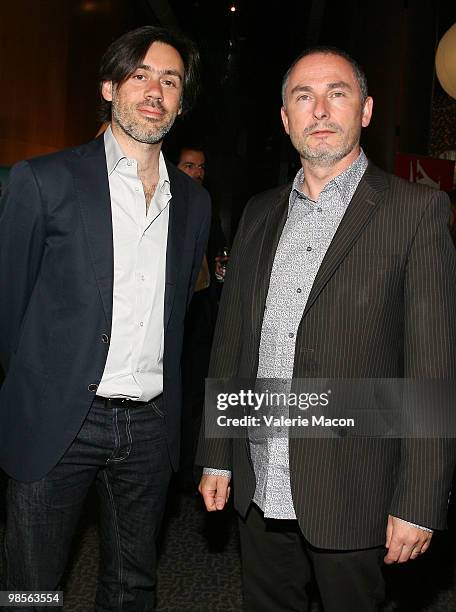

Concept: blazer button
[[101, 334, 109, 343], [88, 383, 98, 392]]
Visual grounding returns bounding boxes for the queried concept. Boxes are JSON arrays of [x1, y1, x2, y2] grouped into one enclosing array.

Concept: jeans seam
[[110, 409, 132, 463], [106, 408, 119, 465], [102, 470, 124, 612], [125, 410, 132, 457], [151, 400, 164, 418]]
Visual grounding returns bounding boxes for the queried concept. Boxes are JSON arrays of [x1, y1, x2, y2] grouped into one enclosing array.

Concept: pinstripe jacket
[[196, 162, 456, 550]]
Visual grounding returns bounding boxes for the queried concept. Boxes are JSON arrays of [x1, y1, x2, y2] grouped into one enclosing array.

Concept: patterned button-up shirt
[[252, 151, 368, 519]]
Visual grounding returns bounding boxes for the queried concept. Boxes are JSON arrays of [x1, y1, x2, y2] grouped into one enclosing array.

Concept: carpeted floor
[[1, 481, 456, 611]]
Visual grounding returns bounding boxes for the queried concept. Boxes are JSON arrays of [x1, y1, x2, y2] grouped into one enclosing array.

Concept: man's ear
[[101, 81, 113, 102], [361, 96, 373, 128], [281, 106, 290, 135]]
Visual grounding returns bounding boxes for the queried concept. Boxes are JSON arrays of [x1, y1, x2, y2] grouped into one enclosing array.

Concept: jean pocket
[[150, 398, 165, 418]]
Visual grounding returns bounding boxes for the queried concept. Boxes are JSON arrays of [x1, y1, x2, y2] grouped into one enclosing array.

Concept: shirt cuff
[[396, 517, 433, 533], [203, 467, 232, 479]]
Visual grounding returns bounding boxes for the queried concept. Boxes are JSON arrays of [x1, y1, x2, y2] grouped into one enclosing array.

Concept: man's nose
[[144, 78, 163, 101], [313, 98, 329, 120]]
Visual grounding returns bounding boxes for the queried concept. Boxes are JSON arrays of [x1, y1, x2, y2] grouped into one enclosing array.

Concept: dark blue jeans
[[4, 396, 172, 611]]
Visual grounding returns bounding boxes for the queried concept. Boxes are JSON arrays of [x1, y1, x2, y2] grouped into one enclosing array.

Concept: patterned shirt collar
[[290, 149, 368, 211]]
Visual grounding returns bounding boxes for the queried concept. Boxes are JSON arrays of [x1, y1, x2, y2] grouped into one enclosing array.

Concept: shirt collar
[[103, 125, 170, 191], [332, 149, 368, 200], [291, 149, 368, 204]]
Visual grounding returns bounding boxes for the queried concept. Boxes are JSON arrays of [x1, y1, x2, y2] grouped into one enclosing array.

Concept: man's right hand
[[198, 474, 230, 511]]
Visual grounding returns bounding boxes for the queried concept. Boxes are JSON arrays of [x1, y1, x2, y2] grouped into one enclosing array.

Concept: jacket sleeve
[[187, 189, 211, 307], [195, 201, 251, 471], [389, 189, 456, 529], [0, 161, 46, 371]]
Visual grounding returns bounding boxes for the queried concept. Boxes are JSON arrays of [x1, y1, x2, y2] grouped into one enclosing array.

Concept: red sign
[[394, 153, 455, 192]]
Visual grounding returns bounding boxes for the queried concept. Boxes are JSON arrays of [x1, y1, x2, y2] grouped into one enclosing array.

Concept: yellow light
[[435, 22, 456, 99], [230, 5, 236, 12]]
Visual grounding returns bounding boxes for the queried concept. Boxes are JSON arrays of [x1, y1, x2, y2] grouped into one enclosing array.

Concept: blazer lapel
[[165, 163, 188, 330], [70, 137, 114, 330], [303, 163, 389, 317]]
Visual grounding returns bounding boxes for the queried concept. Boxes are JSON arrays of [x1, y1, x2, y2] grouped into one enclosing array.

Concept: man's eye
[[162, 79, 176, 87], [331, 91, 345, 97], [133, 74, 146, 80], [297, 95, 310, 101]]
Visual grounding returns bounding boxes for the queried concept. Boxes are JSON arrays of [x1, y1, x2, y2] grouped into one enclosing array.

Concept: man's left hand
[[384, 514, 432, 564]]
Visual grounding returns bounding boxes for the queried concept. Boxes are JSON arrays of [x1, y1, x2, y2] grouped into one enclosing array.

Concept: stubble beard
[[292, 121, 361, 168], [111, 98, 177, 145]]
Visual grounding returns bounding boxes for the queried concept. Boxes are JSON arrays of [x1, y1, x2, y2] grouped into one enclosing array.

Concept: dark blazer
[[196, 162, 456, 550], [0, 135, 210, 482]]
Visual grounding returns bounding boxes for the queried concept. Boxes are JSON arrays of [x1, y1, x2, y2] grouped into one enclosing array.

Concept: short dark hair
[[178, 144, 205, 158], [281, 46, 368, 105], [98, 26, 200, 122]]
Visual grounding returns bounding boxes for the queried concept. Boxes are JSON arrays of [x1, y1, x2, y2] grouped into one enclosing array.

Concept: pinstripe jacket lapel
[[249, 164, 389, 363], [303, 162, 389, 317]]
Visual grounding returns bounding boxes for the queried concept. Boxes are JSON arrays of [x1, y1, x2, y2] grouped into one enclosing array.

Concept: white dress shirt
[[97, 126, 170, 401]]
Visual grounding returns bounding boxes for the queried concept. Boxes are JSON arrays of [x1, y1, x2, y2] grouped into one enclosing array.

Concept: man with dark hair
[[197, 47, 456, 611], [176, 144, 226, 283], [177, 145, 206, 183], [98, 26, 200, 121], [0, 26, 210, 609]]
